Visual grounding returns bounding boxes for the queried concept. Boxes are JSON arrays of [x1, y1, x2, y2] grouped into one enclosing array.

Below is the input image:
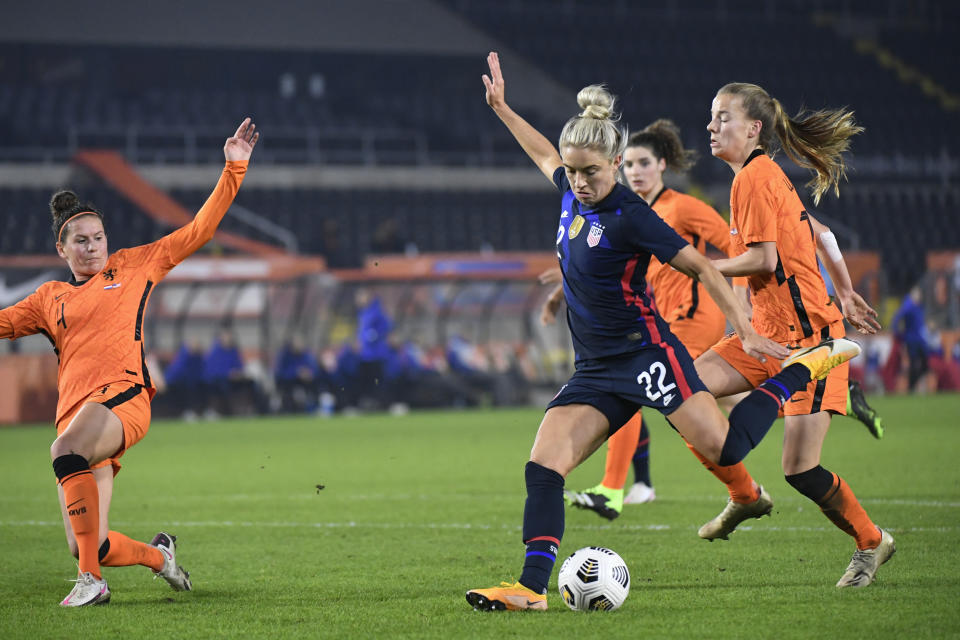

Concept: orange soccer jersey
[[728, 153, 842, 342], [0, 160, 248, 426], [644, 188, 730, 353]]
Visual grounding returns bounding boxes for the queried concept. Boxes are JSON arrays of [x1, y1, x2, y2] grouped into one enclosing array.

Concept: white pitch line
[[1, 520, 957, 534], [862, 498, 960, 508], [68, 493, 960, 509]]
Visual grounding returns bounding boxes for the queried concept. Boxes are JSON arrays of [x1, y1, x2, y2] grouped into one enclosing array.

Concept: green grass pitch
[[1, 393, 958, 639]]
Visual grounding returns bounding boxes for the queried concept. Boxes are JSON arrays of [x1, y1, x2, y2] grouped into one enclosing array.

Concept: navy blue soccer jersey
[[552, 167, 689, 362]]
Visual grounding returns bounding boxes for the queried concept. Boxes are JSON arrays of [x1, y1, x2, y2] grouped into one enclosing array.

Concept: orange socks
[[54, 456, 167, 578], [685, 441, 760, 504], [100, 531, 164, 571], [603, 413, 759, 504], [817, 474, 882, 550], [601, 412, 643, 490], [58, 465, 102, 578]]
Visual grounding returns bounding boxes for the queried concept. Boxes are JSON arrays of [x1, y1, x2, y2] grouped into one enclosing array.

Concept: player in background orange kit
[[559, 122, 884, 521], [546, 119, 756, 519], [697, 83, 894, 587], [0, 118, 259, 606]]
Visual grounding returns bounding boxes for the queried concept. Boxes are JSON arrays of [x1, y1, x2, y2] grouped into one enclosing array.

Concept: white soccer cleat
[[60, 571, 110, 607], [698, 486, 773, 541], [151, 532, 192, 591], [836, 529, 896, 588], [623, 482, 657, 505]]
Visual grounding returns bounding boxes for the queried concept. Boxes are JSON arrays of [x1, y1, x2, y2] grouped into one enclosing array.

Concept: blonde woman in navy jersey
[[464, 52, 861, 612]]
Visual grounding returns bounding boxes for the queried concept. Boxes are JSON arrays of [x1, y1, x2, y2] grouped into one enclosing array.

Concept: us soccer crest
[[568, 215, 585, 239], [587, 223, 605, 247]]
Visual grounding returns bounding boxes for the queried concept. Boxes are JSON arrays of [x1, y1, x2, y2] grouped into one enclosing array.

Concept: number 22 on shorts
[[637, 361, 676, 406]]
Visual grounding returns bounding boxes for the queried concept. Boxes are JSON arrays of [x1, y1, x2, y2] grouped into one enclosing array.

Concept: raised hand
[[481, 51, 507, 110], [224, 118, 260, 162], [841, 291, 882, 335]]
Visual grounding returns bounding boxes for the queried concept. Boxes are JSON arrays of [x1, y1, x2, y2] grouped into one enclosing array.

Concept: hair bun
[[577, 85, 615, 120], [644, 118, 681, 136], [50, 190, 79, 217]]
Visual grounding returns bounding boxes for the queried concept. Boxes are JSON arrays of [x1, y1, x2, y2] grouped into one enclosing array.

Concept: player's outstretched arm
[[163, 118, 259, 264], [808, 214, 880, 335], [670, 245, 789, 362], [482, 52, 562, 181]]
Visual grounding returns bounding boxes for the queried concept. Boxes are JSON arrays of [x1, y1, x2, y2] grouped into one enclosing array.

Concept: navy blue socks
[[719, 364, 811, 465], [631, 422, 652, 486], [519, 461, 565, 595]]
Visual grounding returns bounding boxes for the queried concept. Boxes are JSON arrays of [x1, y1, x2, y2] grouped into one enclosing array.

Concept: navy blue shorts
[[546, 339, 708, 436]]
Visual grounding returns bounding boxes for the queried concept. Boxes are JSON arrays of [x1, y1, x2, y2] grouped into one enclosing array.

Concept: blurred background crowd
[[0, 0, 957, 423], [152, 290, 537, 420]]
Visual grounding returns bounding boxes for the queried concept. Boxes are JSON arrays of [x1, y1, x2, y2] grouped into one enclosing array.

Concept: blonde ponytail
[[771, 98, 863, 204]]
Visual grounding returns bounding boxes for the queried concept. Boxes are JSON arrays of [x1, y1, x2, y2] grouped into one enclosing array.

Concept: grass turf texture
[[0, 394, 958, 639]]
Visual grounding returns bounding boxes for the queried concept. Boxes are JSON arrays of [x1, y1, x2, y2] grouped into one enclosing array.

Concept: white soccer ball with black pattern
[[557, 546, 630, 611]]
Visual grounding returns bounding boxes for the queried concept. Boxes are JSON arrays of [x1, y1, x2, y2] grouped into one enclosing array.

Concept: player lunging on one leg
[[1, 118, 259, 605]]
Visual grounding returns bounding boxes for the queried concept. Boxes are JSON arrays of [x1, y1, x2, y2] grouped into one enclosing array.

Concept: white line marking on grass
[[621, 495, 960, 508], [159, 494, 960, 508], [862, 498, 960, 508], [2, 520, 957, 534]]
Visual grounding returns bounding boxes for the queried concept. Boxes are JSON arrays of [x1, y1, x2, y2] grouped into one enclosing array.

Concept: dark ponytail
[[627, 119, 698, 173]]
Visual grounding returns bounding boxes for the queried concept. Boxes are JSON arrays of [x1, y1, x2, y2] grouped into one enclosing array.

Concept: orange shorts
[[56, 382, 152, 475], [709, 319, 848, 416], [669, 311, 726, 360]]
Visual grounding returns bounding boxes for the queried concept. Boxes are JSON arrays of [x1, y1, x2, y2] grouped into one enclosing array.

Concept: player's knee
[[50, 438, 68, 461], [694, 441, 722, 465], [685, 426, 725, 465], [50, 434, 77, 461], [785, 465, 834, 502], [528, 453, 573, 478]]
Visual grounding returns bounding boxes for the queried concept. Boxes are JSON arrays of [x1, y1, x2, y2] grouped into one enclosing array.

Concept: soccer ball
[[557, 546, 630, 611]]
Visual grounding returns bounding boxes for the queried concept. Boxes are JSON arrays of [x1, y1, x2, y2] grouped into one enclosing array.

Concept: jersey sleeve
[[732, 174, 779, 246], [136, 160, 249, 272], [624, 204, 689, 264], [0, 290, 45, 340], [553, 166, 569, 193], [693, 200, 732, 255]]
